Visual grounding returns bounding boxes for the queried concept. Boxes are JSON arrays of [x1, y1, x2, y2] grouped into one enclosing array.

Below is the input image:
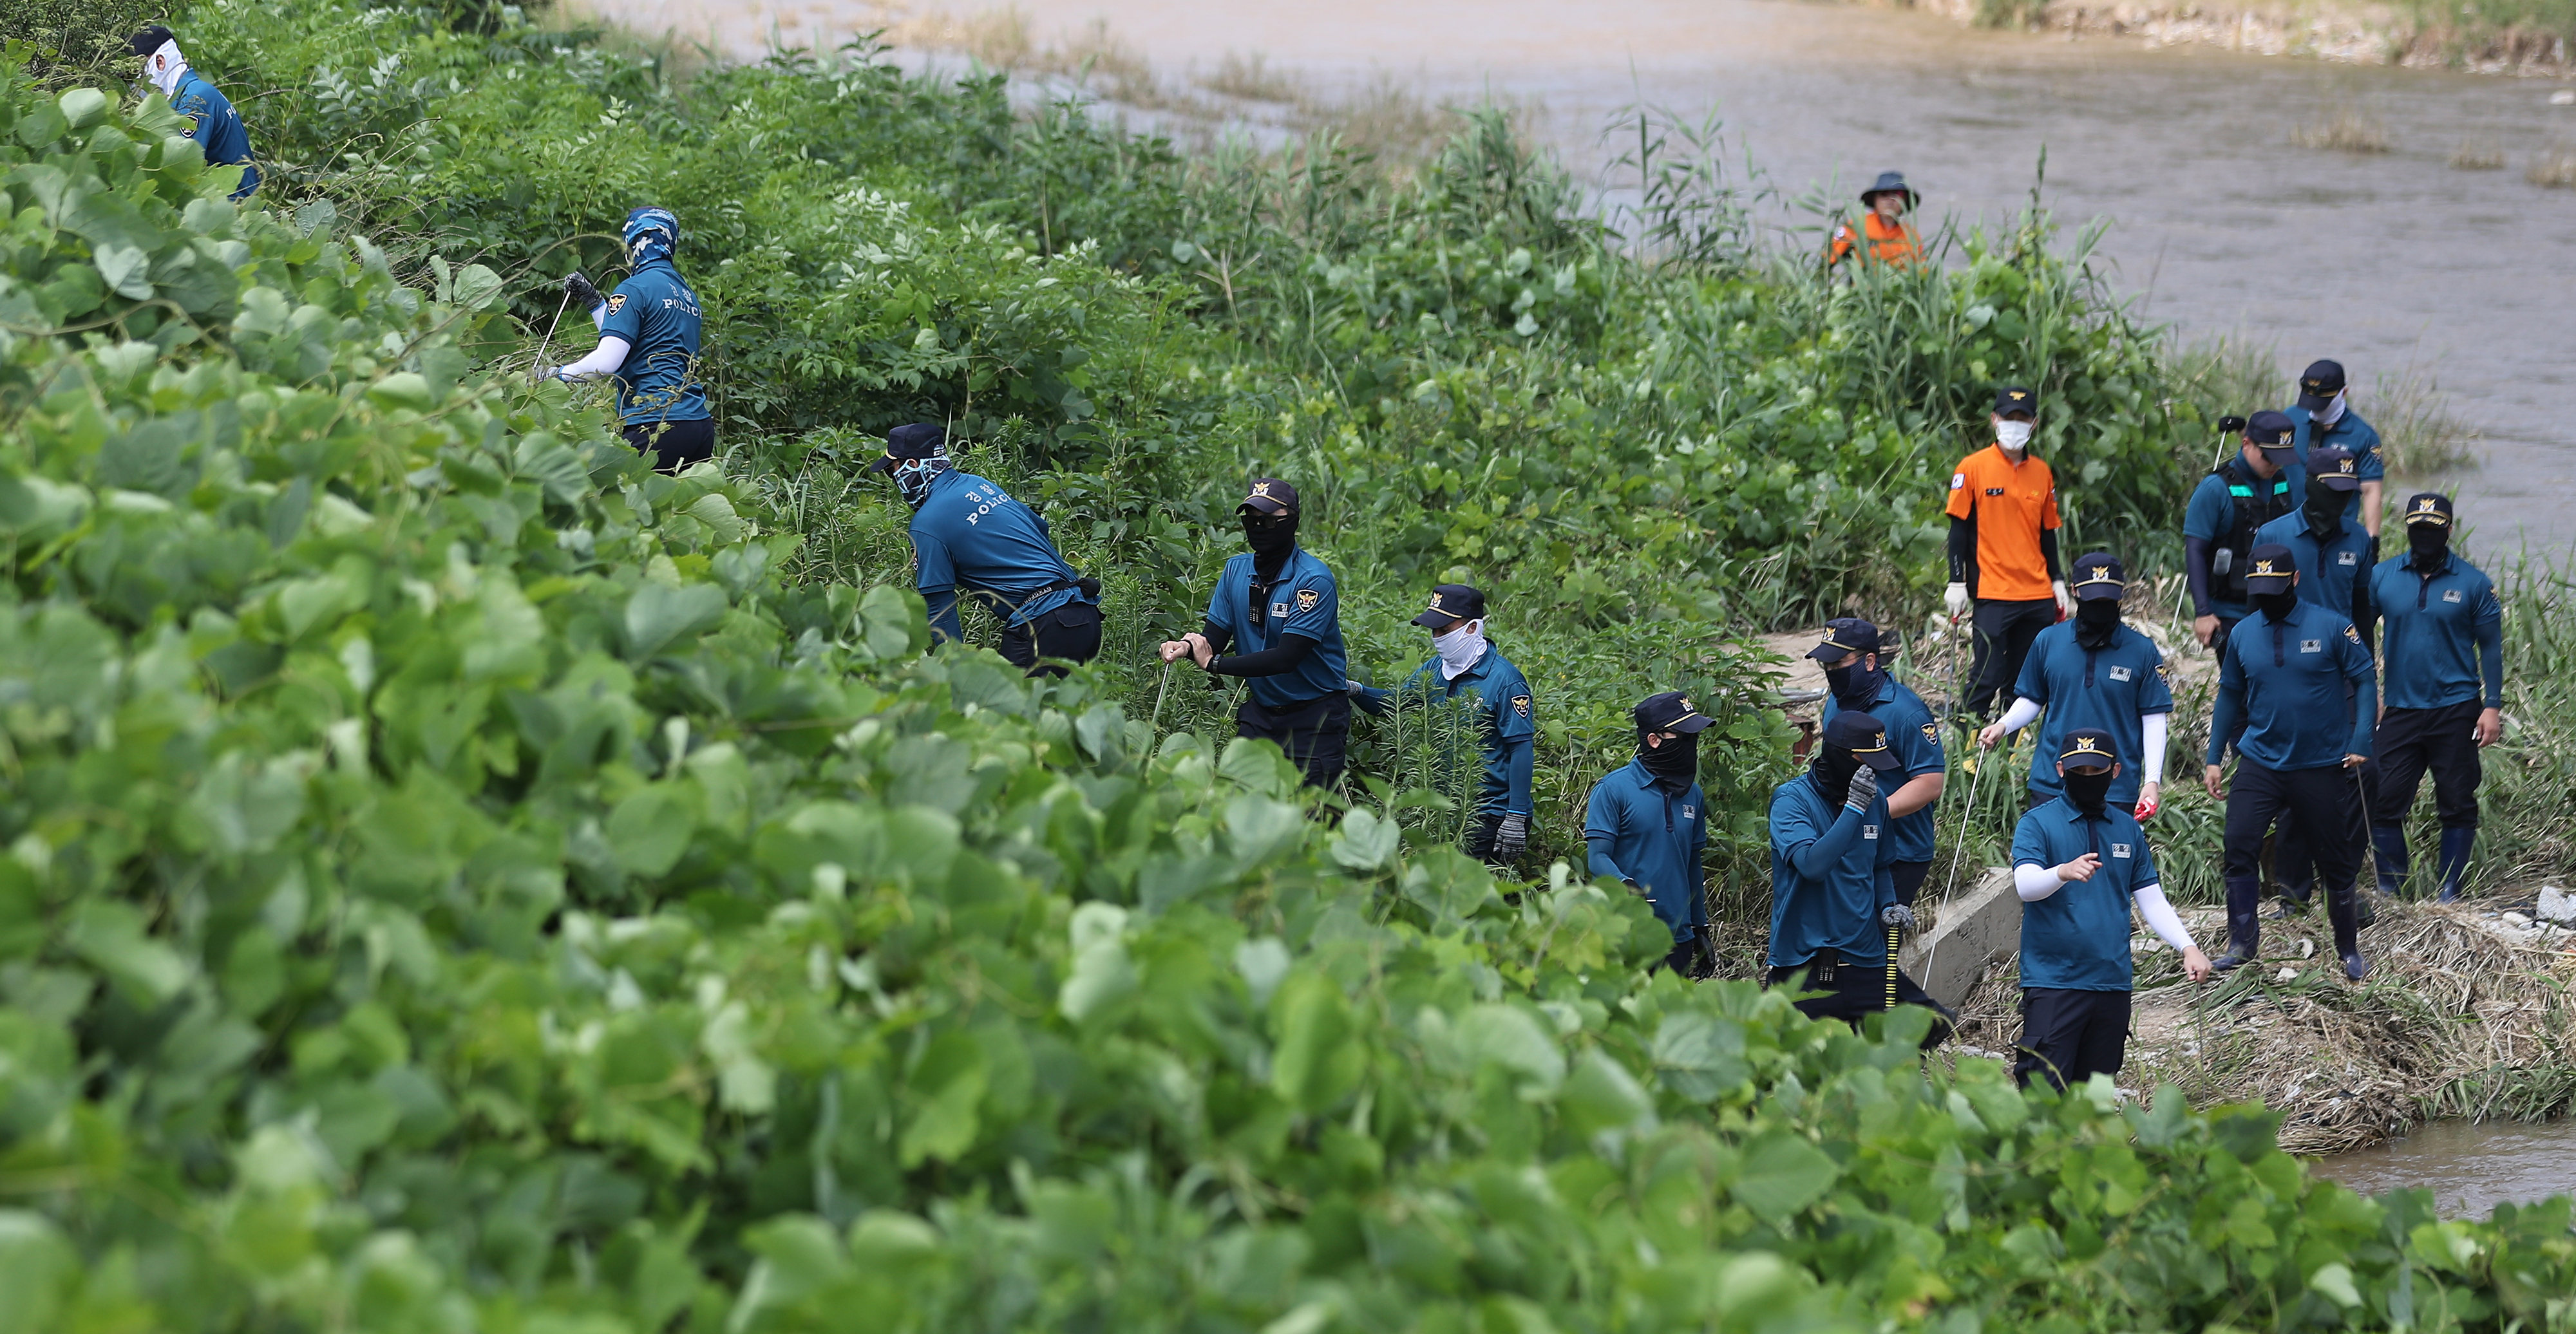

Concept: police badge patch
[[605, 294, 627, 315], [1296, 588, 1320, 612], [2343, 625, 2363, 644], [1511, 695, 1531, 717], [1920, 722, 1940, 744]]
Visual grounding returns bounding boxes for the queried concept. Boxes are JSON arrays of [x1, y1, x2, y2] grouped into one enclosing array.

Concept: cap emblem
[[1853, 727, 1889, 752], [1428, 593, 1444, 611], [2069, 736, 2110, 758], [1251, 481, 1273, 498], [2253, 559, 2279, 576]]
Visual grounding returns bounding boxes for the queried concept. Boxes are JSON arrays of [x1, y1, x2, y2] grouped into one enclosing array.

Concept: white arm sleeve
[[2140, 712, 2170, 786], [1996, 696, 2043, 734], [2014, 862, 2062, 901], [2132, 883, 2195, 954], [556, 335, 631, 382]]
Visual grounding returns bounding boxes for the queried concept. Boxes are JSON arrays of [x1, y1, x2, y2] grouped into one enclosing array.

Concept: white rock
[[2505, 912, 2535, 929], [2277, 966, 2300, 982], [2298, 938, 2315, 959], [2537, 885, 2576, 926]]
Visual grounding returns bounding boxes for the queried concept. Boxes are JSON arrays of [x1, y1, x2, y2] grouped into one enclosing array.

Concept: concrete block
[[1900, 867, 2019, 1011]]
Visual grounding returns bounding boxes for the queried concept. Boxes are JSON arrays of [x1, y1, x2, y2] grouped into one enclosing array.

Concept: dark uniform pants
[[1890, 860, 1931, 907], [1236, 693, 1350, 790], [1766, 956, 1955, 1050], [995, 601, 1104, 677], [621, 418, 715, 474], [2222, 761, 2365, 959], [2012, 988, 2131, 1091], [1966, 598, 2057, 719], [2373, 699, 2485, 830]]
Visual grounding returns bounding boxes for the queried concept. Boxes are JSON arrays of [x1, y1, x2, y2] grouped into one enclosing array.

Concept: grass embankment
[[1890, 0, 2576, 76], [4, 1, 2575, 1327]]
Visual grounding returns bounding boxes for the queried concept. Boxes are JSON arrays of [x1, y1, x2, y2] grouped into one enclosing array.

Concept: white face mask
[[1994, 419, 2034, 452], [1434, 619, 1487, 679], [2315, 393, 2347, 427], [144, 39, 187, 98]]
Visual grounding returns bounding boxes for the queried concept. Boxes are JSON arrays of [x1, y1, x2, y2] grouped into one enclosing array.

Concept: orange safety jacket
[[1825, 212, 1919, 268]]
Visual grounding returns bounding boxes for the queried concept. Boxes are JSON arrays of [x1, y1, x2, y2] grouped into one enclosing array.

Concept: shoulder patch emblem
[[604, 293, 627, 315], [1920, 721, 1940, 744], [1511, 694, 1531, 717], [1295, 588, 1320, 612], [2344, 625, 2363, 644], [1950, 473, 1967, 490], [2155, 661, 2171, 679]]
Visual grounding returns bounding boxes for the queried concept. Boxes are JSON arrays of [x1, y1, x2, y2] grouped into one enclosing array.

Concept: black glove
[[1844, 765, 1880, 812], [566, 271, 605, 311], [1696, 924, 1721, 979], [1880, 903, 1918, 936], [1493, 812, 1528, 860]]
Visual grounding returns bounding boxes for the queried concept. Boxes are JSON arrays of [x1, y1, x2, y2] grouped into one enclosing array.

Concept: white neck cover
[[1435, 623, 1487, 681], [146, 39, 187, 98]]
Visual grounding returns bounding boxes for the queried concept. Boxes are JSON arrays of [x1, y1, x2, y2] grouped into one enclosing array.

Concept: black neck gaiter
[[1810, 747, 1861, 803], [2409, 526, 2450, 572], [2254, 590, 2298, 623], [1244, 514, 1298, 578], [1640, 733, 1698, 791], [2063, 769, 2114, 816], [1824, 663, 1885, 711], [2303, 491, 2345, 540], [2073, 599, 2120, 650]]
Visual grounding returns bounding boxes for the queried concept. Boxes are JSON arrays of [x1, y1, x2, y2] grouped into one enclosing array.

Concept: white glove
[[2052, 580, 2074, 617], [1944, 582, 1971, 618]]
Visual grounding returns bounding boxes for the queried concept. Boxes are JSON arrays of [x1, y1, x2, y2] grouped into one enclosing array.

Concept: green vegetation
[[3, 4, 2574, 1331]]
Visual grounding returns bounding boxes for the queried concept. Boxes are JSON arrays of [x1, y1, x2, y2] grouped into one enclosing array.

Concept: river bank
[[1880, 0, 2576, 77]]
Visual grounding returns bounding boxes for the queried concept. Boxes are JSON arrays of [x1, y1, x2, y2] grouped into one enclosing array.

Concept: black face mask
[[1640, 731, 1698, 789], [2254, 590, 2298, 622], [1811, 746, 1861, 801], [1824, 661, 1884, 709], [2409, 524, 2450, 570], [2303, 490, 2345, 539], [2062, 767, 2114, 815], [2074, 599, 2121, 648], [1242, 512, 1298, 560]]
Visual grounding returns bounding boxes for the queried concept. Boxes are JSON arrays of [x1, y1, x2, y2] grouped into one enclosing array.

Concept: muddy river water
[[599, 0, 2576, 551], [2316, 1116, 2576, 1217]]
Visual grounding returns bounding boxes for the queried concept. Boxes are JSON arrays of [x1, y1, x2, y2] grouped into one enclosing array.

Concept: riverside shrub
[[3, 59, 2576, 1334]]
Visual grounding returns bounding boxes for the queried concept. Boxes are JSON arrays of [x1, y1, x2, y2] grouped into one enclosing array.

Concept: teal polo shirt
[[1585, 759, 1707, 942], [2009, 621, 2174, 805], [1204, 546, 1347, 709], [2206, 601, 2376, 771], [1353, 644, 1537, 816], [1766, 771, 1895, 968], [2369, 553, 2503, 712], [2254, 511, 2374, 628], [2011, 798, 2162, 992]]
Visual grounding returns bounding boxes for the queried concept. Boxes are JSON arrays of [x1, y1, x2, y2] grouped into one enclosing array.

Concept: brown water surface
[[2316, 1116, 2576, 1218], [590, 0, 2576, 551]]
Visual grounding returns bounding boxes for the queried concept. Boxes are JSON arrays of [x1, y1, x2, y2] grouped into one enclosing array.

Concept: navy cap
[[1861, 171, 1918, 207], [2297, 359, 2347, 413], [2244, 409, 2297, 451], [870, 422, 947, 473], [2402, 492, 2454, 527], [1412, 584, 1486, 628], [2242, 543, 2297, 594], [2070, 552, 2125, 600], [129, 24, 175, 56], [1821, 709, 1902, 772], [1993, 386, 2037, 417], [1806, 617, 1882, 662], [2307, 446, 2360, 493], [1634, 691, 1714, 737], [2058, 727, 2118, 769], [1239, 478, 1298, 516]]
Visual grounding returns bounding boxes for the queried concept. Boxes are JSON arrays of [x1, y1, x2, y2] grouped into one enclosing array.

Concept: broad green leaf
[[1456, 1004, 1564, 1094], [1732, 1129, 1841, 1224], [1269, 971, 1363, 1114], [623, 582, 728, 660], [0, 1211, 75, 1334], [607, 784, 697, 877], [1329, 807, 1399, 870], [63, 901, 189, 1005]]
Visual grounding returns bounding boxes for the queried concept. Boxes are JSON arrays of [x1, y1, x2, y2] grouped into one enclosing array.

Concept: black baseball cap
[[128, 24, 175, 56], [1860, 171, 1918, 207], [1993, 386, 2037, 417], [1806, 617, 1882, 662], [2069, 552, 2125, 601], [869, 422, 946, 473], [1634, 691, 1714, 737], [2244, 409, 2297, 458], [1412, 584, 1486, 628], [1821, 709, 1902, 772], [2401, 493, 2454, 528], [2306, 446, 2360, 493], [1238, 478, 1298, 516], [2058, 727, 2117, 769], [2242, 543, 2297, 594], [2296, 359, 2347, 413]]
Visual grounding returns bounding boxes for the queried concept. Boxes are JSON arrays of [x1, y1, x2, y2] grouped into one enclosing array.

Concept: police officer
[[1812, 619, 1944, 905], [2184, 411, 2297, 653], [1978, 552, 2175, 819], [1587, 692, 1715, 977], [552, 207, 712, 473], [2009, 728, 2213, 1091], [871, 424, 1101, 674], [2367, 494, 2505, 901], [2288, 360, 2387, 541], [1946, 386, 2072, 720], [1159, 480, 1350, 789], [1351, 585, 1537, 865], [2201, 544, 2378, 979], [130, 26, 259, 200], [2253, 446, 2377, 912], [1766, 710, 1951, 1042], [1826, 171, 1921, 270]]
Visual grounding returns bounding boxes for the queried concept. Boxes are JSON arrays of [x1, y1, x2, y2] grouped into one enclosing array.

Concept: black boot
[[2211, 875, 2263, 972], [2370, 824, 2410, 898], [2436, 825, 2476, 903], [2326, 876, 2368, 981]]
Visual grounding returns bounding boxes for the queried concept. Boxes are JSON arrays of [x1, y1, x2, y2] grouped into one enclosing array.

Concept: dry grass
[[1199, 51, 1303, 105], [2291, 104, 2393, 153], [2370, 362, 2479, 477], [2529, 144, 2576, 187], [2448, 137, 2508, 169], [1942, 897, 2576, 1154]]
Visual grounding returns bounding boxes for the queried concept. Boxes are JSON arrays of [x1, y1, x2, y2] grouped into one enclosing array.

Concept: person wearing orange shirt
[[1946, 386, 2074, 720], [1826, 171, 1921, 270]]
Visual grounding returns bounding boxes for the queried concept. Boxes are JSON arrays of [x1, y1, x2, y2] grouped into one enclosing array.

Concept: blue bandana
[[893, 456, 951, 509], [623, 206, 678, 267]]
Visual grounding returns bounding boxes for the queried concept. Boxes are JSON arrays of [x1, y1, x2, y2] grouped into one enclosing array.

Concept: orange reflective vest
[[1826, 212, 1919, 268]]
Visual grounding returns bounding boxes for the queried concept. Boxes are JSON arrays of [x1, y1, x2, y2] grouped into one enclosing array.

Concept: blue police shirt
[[1766, 771, 1895, 968], [2286, 408, 2385, 520], [1586, 759, 1708, 942], [2255, 511, 2374, 628], [2206, 601, 2376, 771], [1818, 674, 1942, 863], [2011, 798, 2161, 992], [2183, 468, 2289, 622], [1204, 547, 1347, 709], [172, 70, 259, 199], [2369, 553, 2505, 712], [908, 470, 1088, 642], [2009, 621, 2174, 805], [596, 261, 710, 424], [1352, 645, 1536, 816]]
